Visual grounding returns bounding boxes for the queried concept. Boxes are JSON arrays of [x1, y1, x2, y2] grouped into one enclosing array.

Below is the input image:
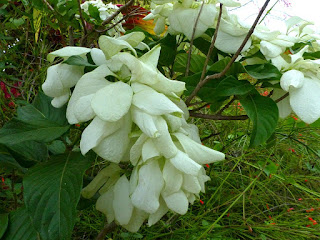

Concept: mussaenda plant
[[1, 0, 320, 239]]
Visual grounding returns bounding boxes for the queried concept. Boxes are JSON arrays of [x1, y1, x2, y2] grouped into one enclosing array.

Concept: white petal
[[130, 134, 148, 166], [122, 208, 148, 232], [113, 175, 133, 225], [42, 63, 83, 97], [131, 160, 164, 214], [163, 190, 188, 215], [119, 32, 145, 47], [181, 123, 201, 144], [182, 175, 201, 194], [47, 46, 91, 62], [168, 4, 217, 40], [170, 150, 201, 176], [175, 99, 189, 120], [131, 106, 159, 138], [164, 114, 182, 132], [99, 35, 137, 59], [215, 30, 252, 54], [51, 92, 70, 108], [73, 94, 96, 123], [96, 187, 115, 223], [271, 88, 292, 119], [198, 167, 210, 193], [174, 133, 225, 164], [93, 114, 131, 162], [91, 81, 133, 122], [133, 89, 183, 116], [129, 166, 139, 195], [162, 160, 183, 196], [260, 41, 284, 58], [66, 64, 114, 124], [90, 48, 107, 65], [152, 117, 178, 158], [148, 197, 169, 226], [142, 139, 161, 162], [81, 164, 121, 199], [280, 70, 304, 92], [139, 45, 161, 69], [290, 77, 320, 124], [80, 116, 122, 155], [112, 52, 159, 85], [99, 173, 121, 195]]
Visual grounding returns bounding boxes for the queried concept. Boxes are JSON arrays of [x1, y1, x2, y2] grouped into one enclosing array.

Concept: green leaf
[[215, 76, 254, 96], [32, 92, 68, 126], [158, 34, 176, 67], [3, 207, 38, 240], [23, 152, 91, 240], [88, 4, 100, 20], [208, 57, 245, 76], [173, 53, 206, 74], [63, 55, 97, 67], [245, 63, 282, 80], [0, 119, 69, 145], [240, 95, 279, 147], [6, 141, 48, 164], [0, 144, 26, 172], [0, 213, 9, 239], [193, 37, 217, 60], [304, 51, 320, 60], [0, 92, 70, 145], [48, 140, 66, 155]]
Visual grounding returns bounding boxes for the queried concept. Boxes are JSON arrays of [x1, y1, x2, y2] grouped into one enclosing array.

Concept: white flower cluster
[[80, 0, 125, 36], [42, 32, 225, 232], [145, 0, 320, 124]]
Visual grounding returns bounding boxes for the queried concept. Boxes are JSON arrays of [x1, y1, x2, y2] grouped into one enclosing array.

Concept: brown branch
[[190, 103, 210, 112], [68, 27, 75, 46], [199, 4, 223, 89], [95, 7, 142, 34], [185, 0, 270, 106], [95, 221, 117, 240], [201, 132, 221, 141], [275, 92, 289, 103], [42, 0, 54, 11], [185, 1, 205, 77], [77, 0, 88, 36], [216, 96, 235, 115], [101, 0, 134, 26], [190, 112, 248, 120]]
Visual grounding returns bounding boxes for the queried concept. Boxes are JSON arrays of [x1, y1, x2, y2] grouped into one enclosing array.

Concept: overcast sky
[[232, 0, 320, 32]]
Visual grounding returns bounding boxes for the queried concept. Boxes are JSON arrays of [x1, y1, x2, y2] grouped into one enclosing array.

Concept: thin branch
[[190, 103, 210, 112], [77, 0, 87, 36], [199, 3, 223, 84], [275, 92, 289, 103], [95, 221, 117, 240], [186, 0, 270, 106], [185, 1, 205, 77], [216, 96, 235, 115], [201, 132, 221, 141], [190, 112, 248, 120], [101, 0, 134, 26], [95, 7, 141, 33], [68, 27, 75, 46], [42, 0, 54, 11]]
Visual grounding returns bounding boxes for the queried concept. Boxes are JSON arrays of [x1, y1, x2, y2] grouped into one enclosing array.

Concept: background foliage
[[1, 0, 320, 239]]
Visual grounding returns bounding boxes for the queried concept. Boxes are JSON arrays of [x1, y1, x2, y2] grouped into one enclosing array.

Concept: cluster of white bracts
[[79, 0, 125, 37], [42, 32, 225, 232]]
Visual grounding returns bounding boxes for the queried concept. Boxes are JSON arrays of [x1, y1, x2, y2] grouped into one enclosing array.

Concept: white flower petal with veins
[[113, 176, 133, 225], [131, 160, 164, 214], [91, 81, 133, 122]]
